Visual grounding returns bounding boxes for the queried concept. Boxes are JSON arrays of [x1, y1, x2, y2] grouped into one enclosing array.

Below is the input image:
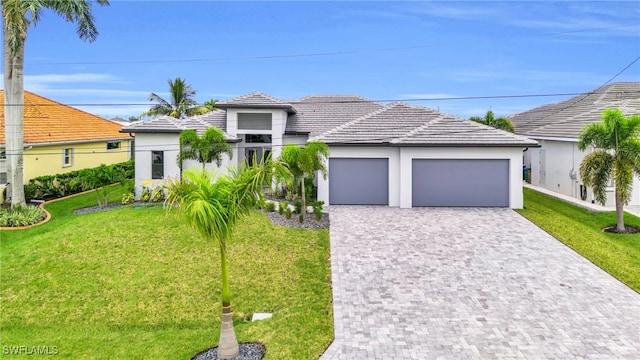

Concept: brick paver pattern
[[321, 206, 640, 359]]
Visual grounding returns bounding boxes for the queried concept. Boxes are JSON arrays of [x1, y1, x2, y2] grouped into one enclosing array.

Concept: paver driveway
[[321, 206, 640, 359]]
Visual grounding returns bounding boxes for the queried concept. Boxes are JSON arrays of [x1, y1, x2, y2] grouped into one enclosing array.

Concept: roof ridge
[[391, 114, 447, 143]]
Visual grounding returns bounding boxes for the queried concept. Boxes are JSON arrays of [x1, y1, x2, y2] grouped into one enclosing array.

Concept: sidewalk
[[523, 183, 640, 217]]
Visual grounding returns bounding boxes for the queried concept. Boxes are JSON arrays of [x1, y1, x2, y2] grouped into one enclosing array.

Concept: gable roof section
[[120, 111, 238, 141], [0, 90, 128, 145], [286, 95, 384, 137], [509, 82, 640, 139], [313, 102, 538, 147], [216, 92, 296, 113]]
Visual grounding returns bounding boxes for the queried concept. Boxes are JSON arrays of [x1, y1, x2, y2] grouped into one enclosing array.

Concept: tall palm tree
[[3, 0, 109, 207], [280, 141, 329, 218], [578, 108, 640, 232], [178, 128, 232, 173], [163, 160, 288, 359], [470, 110, 515, 133], [143, 77, 210, 119]]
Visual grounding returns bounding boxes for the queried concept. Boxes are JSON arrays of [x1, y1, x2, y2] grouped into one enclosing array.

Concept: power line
[[24, 24, 639, 66], [3, 90, 640, 108]]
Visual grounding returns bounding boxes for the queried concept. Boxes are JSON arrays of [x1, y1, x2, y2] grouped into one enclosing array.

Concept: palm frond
[[579, 150, 613, 205]]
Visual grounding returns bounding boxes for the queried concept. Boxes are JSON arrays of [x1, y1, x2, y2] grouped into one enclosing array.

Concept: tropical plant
[[121, 192, 135, 205], [163, 159, 288, 359], [177, 128, 232, 174], [578, 108, 640, 232], [0, 204, 46, 227], [3, 0, 109, 207], [279, 142, 329, 218], [312, 200, 325, 221], [264, 201, 275, 212], [142, 77, 210, 119], [470, 110, 515, 132]]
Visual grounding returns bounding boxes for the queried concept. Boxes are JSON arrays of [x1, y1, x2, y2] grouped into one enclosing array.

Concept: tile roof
[[0, 90, 129, 145], [286, 95, 384, 137], [312, 102, 538, 147], [121, 111, 238, 141], [508, 82, 640, 139], [216, 92, 296, 113]]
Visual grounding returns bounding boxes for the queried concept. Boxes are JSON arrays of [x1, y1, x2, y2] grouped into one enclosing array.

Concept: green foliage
[[311, 201, 325, 221], [23, 161, 133, 202], [265, 202, 276, 212], [0, 204, 46, 227], [278, 201, 288, 215], [121, 192, 135, 205], [298, 212, 304, 224], [143, 78, 213, 118], [470, 110, 515, 132], [150, 187, 164, 202], [178, 127, 232, 170], [294, 200, 302, 214], [140, 188, 152, 202], [285, 207, 293, 220], [577, 109, 640, 231]]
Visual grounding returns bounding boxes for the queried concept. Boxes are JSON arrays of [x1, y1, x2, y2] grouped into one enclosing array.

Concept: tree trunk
[[3, 27, 26, 207], [615, 188, 626, 232], [217, 241, 239, 359], [300, 176, 306, 219]]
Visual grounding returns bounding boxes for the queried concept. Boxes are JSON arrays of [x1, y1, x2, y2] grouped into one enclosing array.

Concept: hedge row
[[24, 161, 134, 202]]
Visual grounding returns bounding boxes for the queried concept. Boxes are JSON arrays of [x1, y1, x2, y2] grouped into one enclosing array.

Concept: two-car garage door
[[328, 157, 510, 207], [412, 159, 509, 207]]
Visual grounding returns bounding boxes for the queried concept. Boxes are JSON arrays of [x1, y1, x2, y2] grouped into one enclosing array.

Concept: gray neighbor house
[[121, 92, 539, 209], [509, 82, 640, 207]]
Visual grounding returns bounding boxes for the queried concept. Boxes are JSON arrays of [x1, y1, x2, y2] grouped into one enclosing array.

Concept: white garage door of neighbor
[[329, 158, 389, 205], [412, 159, 509, 207]]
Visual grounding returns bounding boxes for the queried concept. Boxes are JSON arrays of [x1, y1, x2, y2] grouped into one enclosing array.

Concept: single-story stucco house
[[509, 82, 640, 207], [121, 92, 538, 209]]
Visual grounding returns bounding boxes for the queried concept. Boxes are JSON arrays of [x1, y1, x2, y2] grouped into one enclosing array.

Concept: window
[[245, 134, 272, 143], [0, 172, 6, 184], [151, 151, 164, 179], [238, 113, 272, 130], [0, 151, 5, 160], [63, 148, 73, 167], [107, 141, 121, 150]]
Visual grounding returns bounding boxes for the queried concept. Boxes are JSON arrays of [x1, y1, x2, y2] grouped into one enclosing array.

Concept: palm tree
[[470, 110, 515, 132], [163, 159, 288, 359], [143, 77, 210, 119], [178, 128, 232, 174], [280, 141, 329, 218], [578, 109, 640, 232], [3, 0, 109, 207]]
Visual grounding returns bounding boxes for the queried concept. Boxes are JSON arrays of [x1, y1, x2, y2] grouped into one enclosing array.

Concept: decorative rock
[[191, 343, 265, 360]]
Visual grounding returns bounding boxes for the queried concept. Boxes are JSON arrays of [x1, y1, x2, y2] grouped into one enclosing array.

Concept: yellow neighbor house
[[0, 90, 132, 188]]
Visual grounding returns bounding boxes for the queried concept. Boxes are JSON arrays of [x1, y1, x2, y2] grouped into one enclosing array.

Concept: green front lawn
[[517, 188, 640, 293], [1, 185, 333, 359]]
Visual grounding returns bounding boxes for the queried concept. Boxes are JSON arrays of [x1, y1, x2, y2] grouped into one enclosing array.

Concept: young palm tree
[[143, 77, 210, 119], [578, 109, 640, 232], [3, 0, 109, 207], [470, 110, 515, 133], [280, 141, 329, 218], [177, 128, 232, 173], [163, 160, 288, 359]]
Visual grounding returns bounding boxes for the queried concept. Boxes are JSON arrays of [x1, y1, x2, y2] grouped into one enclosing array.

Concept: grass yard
[[1, 185, 333, 359], [518, 188, 640, 293]]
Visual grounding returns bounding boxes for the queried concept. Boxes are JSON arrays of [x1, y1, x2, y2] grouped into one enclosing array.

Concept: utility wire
[[24, 24, 639, 66]]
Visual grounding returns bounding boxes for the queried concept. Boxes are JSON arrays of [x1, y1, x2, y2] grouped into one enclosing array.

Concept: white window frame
[[63, 148, 73, 167]]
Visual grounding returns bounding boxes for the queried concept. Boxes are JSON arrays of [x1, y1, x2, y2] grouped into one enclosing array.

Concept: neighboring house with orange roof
[[0, 90, 132, 190]]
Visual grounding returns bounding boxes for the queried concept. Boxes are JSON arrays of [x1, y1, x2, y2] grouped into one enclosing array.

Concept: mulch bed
[[192, 343, 265, 360], [602, 225, 640, 234]]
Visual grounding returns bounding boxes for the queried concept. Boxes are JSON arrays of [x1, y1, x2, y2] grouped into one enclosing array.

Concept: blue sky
[[10, 0, 640, 119]]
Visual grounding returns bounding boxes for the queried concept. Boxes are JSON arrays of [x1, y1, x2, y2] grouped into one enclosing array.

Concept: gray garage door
[[329, 158, 388, 205], [412, 159, 509, 207]]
